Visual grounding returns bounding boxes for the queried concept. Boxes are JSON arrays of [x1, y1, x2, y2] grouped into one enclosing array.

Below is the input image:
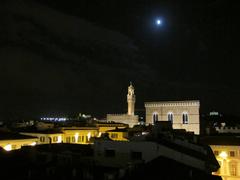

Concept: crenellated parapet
[[215, 126, 240, 133], [145, 100, 200, 134], [145, 100, 200, 107]]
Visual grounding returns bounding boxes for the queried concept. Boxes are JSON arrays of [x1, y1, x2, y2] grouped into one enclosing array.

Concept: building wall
[[20, 132, 63, 144], [97, 124, 128, 133], [94, 140, 206, 171], [211, 145, 240, 180], [107, 114, 139, 128], [19, 124, 130, 147], [62, 129, 99, 144], [0, 138, 38, 151], [145, 101, 200, 134], [107, 131, 128, 141]]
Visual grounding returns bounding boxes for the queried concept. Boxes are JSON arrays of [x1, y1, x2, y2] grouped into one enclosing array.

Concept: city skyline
[[0, 0, 237, 120]]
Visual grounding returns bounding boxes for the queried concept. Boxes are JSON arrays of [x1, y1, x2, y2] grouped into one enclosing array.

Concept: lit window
[[72, 137, 76, 143], [40, 136, 45, 142], [78, 136, 81, 142], [182, 113, 188, 124], [168, 112, 173, 123], [66, 137, 71, 143], [111, 133, 118, 139], [214, 151, 219, 156], [152, 113, 159, 124], [230, 151, 235, 157], [53, 136, 58, 142]]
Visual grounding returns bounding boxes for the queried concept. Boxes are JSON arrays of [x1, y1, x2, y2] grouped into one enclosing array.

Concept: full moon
[[156, 19, 162, 25]]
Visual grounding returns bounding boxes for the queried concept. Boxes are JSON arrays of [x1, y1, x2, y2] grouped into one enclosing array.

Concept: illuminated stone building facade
[[145, 100, 200, 134], [107, 83, 139, 127], [20, 131, 64, 144], [202, 136, 240, 180], [212, 145, 240, 180], [16, 122, 129, 149], [0, 132, 38, 151]]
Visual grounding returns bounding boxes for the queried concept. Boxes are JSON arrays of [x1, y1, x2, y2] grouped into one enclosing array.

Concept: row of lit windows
[[65, 136, 89, 143], [40, 136, 59, 143], [214, 150, 237, 157], [152, 112, 189, 124], [39, 134, 93, 144]]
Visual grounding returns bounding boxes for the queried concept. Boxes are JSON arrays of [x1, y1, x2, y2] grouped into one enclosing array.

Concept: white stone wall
[[107, 114, 139, 128], [145, 101, 200, 134]]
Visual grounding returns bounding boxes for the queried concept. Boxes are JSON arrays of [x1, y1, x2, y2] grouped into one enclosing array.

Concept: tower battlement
[[106, 82, 139, 128]]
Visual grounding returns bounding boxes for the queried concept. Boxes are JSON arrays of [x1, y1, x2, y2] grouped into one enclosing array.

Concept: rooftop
[[200, 135, 240, 146], [107, 128, 128, 132], [20, 127, 63, 134], [0, 131, 38, 140]]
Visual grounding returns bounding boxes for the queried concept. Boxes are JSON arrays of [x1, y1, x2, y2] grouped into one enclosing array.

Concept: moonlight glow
[[156, 19, 162, 25]]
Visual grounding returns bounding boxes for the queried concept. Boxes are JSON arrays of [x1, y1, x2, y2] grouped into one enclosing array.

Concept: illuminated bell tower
[[127, 82, 136, 115]]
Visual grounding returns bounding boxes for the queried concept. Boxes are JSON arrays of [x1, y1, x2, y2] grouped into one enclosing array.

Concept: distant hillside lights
[[40, 114, 92, 122], [41, 117, 68, 121], [210, 111, 220, 116]]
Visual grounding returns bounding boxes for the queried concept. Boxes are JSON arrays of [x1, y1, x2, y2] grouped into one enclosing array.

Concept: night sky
[[0, 0, 238, 120]]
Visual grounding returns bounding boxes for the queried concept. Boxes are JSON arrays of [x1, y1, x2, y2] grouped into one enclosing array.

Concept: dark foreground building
[[0, 137, 221, 180]]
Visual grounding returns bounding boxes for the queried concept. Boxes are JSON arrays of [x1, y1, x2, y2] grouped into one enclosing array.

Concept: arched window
[[182, 113, 188, 124], [168, 112, 173, 123], [152, 113, 159, 124]]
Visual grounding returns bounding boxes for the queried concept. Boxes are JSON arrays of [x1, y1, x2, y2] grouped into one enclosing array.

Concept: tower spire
[[127, 83, 136, 115]]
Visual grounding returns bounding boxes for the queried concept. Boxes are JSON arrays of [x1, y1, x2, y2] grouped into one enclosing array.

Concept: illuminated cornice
[[145, 100, 200, 107]]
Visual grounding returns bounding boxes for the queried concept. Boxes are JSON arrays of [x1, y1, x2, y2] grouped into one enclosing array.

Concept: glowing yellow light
[[57, 135, 62, 143], [219, 151, 228, 159], [4, 144, 12, 151], [74, 133, 79, 143], [87, 132, 91, 141], [98, 132, 102, 137], [30, 142, 36, 146]]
